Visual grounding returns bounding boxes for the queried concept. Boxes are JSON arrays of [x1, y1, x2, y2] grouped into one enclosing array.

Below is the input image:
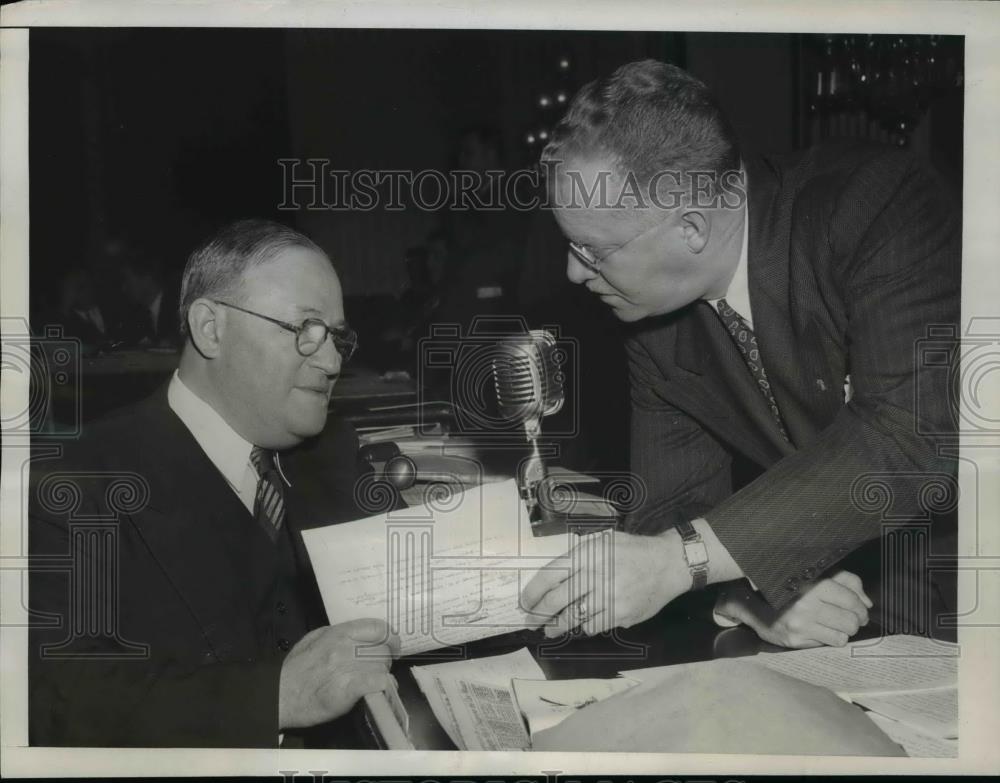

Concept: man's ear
[[680, 209, 710, 254], [186, 298, 224, 359]]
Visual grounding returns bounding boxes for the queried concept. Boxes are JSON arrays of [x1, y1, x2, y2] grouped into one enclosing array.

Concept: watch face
[[685, 540, 710, 567]]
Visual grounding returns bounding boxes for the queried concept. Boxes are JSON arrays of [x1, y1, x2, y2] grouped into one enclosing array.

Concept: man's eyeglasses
[[567, 211, 674, 275], [567, 241, 605, 274], [213, 300, 358, 361]]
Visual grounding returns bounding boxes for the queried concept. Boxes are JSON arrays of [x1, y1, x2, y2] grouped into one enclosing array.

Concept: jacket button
[[804, 567, 817, 580], [277, 638, 291, 652], [817, 557, 828, 567], [784, 577, 800, 591], [276, 601, 287, 615]]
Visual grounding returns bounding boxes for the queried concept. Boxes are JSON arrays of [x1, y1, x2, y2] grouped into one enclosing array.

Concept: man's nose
[[309, 333, 343, 375], [566, 249, 598, 285]]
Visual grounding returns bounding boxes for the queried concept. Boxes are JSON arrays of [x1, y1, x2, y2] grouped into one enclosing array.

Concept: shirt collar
[[705, 195, 753, 329], [167, 370, 254, 492]]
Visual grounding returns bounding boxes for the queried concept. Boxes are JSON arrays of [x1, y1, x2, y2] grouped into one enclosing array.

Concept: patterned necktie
[[250, 446, 285, 543], [715, 298, 790, 442]]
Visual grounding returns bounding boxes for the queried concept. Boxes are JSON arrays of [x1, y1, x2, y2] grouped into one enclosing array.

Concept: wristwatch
[[676, 519, 709, 590]]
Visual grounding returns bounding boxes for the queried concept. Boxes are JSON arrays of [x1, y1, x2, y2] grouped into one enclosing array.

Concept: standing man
[[30, 219, 398, 746], [522, 61, 959, 648]]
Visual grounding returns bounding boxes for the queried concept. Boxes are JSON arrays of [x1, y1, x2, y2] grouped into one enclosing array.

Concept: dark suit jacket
[[29, 386, 367, 747], [624, 143, 960, 611]]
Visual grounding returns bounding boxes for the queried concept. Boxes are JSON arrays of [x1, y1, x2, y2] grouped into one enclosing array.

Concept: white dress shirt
[[166, 370, 258, 515], [705, 200, 753, 328]]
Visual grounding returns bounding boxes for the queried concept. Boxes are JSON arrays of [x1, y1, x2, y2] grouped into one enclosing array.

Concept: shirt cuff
[[712, 605, 742, 628], [711, 577, 761, 628]]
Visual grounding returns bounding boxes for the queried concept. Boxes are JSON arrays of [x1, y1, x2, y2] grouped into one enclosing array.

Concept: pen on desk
[[538, 696, 597, 709]]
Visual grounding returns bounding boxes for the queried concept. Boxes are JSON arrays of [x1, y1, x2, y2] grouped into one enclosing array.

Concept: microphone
[[491, 330, 566, 519]]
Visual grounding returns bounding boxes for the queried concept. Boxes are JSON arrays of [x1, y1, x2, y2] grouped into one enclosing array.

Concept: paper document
[[865, 712, 957, 758], [618, 635, 959, 755], [384, 676, 409, 736], [853, 687, 957, 739], [553, 490, 620, 519], [302, 480, 572, 655], [619, 658, 731, 686], [512, 676, 641, 737], [436, 678, 531, 750], [751, 635, 958, 695], [545, 466, 600, 484], [411, 648, 543, 749]]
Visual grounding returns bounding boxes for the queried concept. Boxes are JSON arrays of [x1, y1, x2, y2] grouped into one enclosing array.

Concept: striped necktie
[[715, 298, 789, 442], [250, 446, 285, 543]]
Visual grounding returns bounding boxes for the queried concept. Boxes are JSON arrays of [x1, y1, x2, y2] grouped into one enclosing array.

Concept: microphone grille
[[492, 330, 565, 424]]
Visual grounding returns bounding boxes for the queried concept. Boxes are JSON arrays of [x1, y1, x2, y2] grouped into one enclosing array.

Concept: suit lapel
[[693, 302, 794, 459], [126, 391, 260, 659], [646, 306, 785, 467], [744, 154, 826, 449]]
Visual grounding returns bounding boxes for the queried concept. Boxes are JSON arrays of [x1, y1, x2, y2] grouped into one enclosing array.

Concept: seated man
[[50, 267, 113, 347], [118, 250, 181, 348], [29, 218, 398, 747], [523, 60, 959, 649]]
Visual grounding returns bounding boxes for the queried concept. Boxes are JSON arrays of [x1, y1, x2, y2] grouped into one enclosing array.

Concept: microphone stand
[[518, 415, 547, 524], [492, 329, 565, 529]]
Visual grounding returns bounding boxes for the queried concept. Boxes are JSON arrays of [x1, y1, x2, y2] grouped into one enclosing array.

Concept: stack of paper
[[410, 648, 543, 750], [409, 648, 642, 750], [617, 635, 957, 757], [749, 635, 958, 757]]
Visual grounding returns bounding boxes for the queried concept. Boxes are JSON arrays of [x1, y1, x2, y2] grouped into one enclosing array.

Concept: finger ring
[[574, 599, 588, 621]]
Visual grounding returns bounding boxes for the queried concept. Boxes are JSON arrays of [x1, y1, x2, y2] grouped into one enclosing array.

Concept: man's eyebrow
[[293, 305, 347, 327]]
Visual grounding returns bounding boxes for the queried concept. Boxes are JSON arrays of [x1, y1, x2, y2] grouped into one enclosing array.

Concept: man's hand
[[278, 618, 399, 730], [520, 529, 693, 636], [715, 571, 872, 649]]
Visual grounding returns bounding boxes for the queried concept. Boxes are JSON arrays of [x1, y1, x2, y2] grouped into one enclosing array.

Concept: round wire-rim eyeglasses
[[213, 300, 358, 361]]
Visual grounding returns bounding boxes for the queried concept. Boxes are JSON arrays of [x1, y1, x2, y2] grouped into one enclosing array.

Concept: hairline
[[178, 222, 330, 338]]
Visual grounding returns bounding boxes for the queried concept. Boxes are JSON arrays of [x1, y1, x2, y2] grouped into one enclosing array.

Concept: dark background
[[29, 28, 963, 306], [27, 29, 964, 471]]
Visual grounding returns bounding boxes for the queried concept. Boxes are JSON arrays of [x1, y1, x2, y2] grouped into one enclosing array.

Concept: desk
[[388, 590, 887, 750]]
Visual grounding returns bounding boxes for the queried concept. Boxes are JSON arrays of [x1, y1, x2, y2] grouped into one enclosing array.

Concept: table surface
[[390, 590, 887, 750]]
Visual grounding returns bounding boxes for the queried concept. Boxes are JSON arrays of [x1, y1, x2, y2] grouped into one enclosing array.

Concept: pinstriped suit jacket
[[624, 142, 960, 610]]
